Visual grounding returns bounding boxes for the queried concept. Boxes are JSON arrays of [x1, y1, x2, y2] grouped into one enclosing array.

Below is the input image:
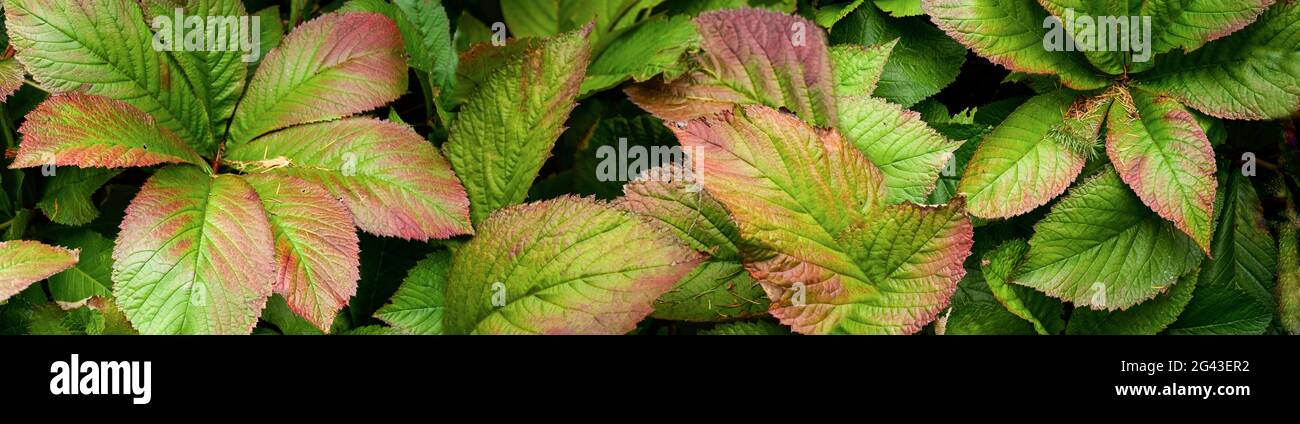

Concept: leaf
[[1013, 168, 1203, 310], [672, 106, 973, 334], [1106, 88, 1216, 253], [140, 0, 249, 146], [46, 230, 114, 303], [243, 174, 359, 333], [923, 0, 1108, 90], [342, 0, 457, 101], [349, 233, 435, 326], [829, 40, 894, 98], [250, 6, 285, 71], [1135, 2, 1300, 120], [980, 240, 1064, 335], [651, 259, 768, 322], [615, 168, 769, 321], [225, 118, 472, 240], [0, 57, 23, 101], [830, 3, 966, 106], [1066, 270, 1197, 335], [958, 91, 1089, 218], [444, 27, 590, 226], [814, 0, 866, 28], [626, 9, 838, 126], [230, 12, 408, 144], [1279, 219, 1300, 335], [10, 94, 205, 169], [1167, 173, 1275, 334], [836, 96, 961, 204], [443, 196, 701, 335], [259, 294, 324, 335], [615, 165, 747, 260], [500, 0, 663, 56], [875, 0, 924, 17], [36, 167, 121, 226], [374, 250, 451, 335], [0, 240, 78, 302], [1035, 0, 1136, 75], [700, 320, 791, 335], [1142, 0, 1275, 53], [941, 302, 1036, 335], [112, 166, 276, 334], [4, 0, 212, 150], [582, 15, 699, 95]]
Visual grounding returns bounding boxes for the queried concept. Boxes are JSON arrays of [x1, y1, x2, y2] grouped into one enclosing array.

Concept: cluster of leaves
[[0, 0, 1297, 336]]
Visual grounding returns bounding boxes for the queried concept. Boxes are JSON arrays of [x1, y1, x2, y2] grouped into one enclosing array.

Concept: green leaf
[[11, 94, 205, 169], [250, 6, 285, 71], [829, 40, 895, 98], [230, 12, 408, 144], [1167, 173, 1275, 334], [444, 27, 590, 226], [941, 302, 1036, 335], [1142, 0, 1274, 53], [874, 0, 924, 17], [112, 166, 276, 334], [259, 294, 324, 335], [625, 9, 838, 126], [0, 240, 78, 302], [140, 0, 249, 149], [958, 91, 1089, 219], [1279, 219, 1300, 335], [581, 15, 698, 95], [243, 174, 360, 333], [673, 106, 973, 334], [1013, 168, 1203, 310], [1106, 88, 1216, 253], [700, 320, 791, 335], [454, 12, 492, 52], [814, 0, 866, 28], [444, 197, 701, 335], [923, 0, 1108, 90], [225, 118, 472, 240], [651, 259, 768, 322], [36, 167, 121, 226], [1036, 0, 1136, 75], [830, 3, 966, 106], [500, 0, 664, 56], [4, 0, 212, 151], [837, 96, 961, 204], [374, 250, 451, 335], [980, 240, 1064, 335], [46, 230, 114, 302], [1135, 2, 1300, 120], [1066, 270, 1197, 335]]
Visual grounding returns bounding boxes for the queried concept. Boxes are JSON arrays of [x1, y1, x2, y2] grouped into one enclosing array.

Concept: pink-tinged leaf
[[958, 91, 1091, 218], [1106, 88, 1216, 254], [0, 58, 23, 101], [0, 240, 79, 302], [242, 174, 360, 333], [224, 118, 472, 240], [444, 196, 702, 335], [230, 12, 407, 144], [10, 94, 206, 169], [626, 8, 838, 127], [923, 0, 1109, 90], [673, 106, 973, 334], [4, 0, 213, 150], [112, 166, 276, 335], [750, 201, 973, 335]]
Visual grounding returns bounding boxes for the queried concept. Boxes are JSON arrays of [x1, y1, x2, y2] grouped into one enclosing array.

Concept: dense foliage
[[0, 0, 1297, 335]]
